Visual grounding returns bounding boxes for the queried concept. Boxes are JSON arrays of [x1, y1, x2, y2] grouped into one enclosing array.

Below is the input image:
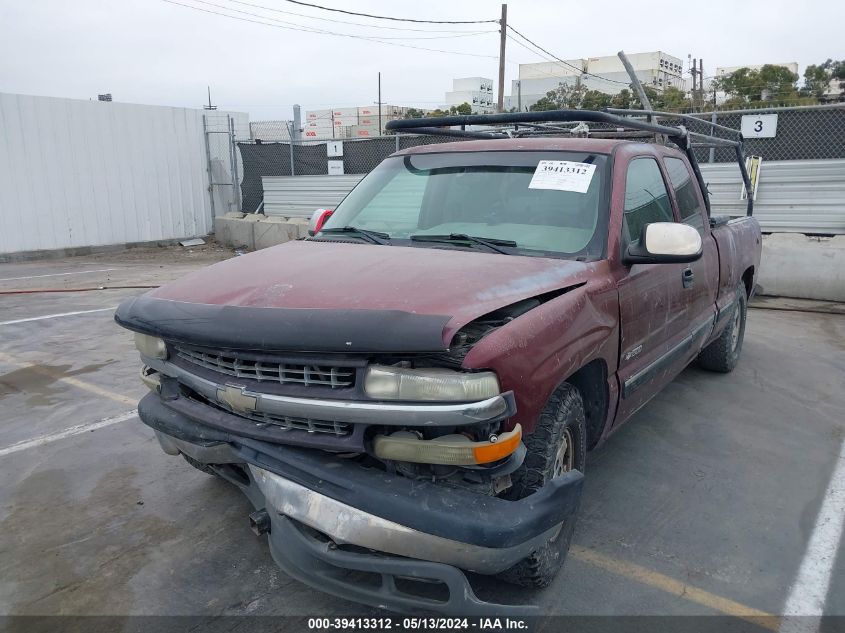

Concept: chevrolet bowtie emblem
[[217, 385, 258, 413]]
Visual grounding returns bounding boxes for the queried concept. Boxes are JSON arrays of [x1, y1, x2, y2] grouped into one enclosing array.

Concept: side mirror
[[308, 208, 333, 237], [624, 222, 702, 265]]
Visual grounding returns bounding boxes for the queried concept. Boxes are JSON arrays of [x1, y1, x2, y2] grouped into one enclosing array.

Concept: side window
[[665, 157, 705, 232], [623, 158, 674, 244]]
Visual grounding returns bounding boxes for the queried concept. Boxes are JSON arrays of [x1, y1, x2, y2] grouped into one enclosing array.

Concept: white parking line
[[780, 439, 845, 632], [0, 268, 118, 282], [0, 410, 138, 457], [0, 307, 116, 326]]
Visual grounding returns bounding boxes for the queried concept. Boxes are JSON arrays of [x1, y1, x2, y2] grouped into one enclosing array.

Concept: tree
[[403, 107, 426, 119], [581, 90, 612, 110], [653, 87, 692, 111], [802, 59, 845, 100], [803, 64, 830, 98], [428, 108, 449, 117], [714, 65, 800, 106], [448, 102, 472, 115], [610, 89, 634, 109], [529, 82, 587, 111]]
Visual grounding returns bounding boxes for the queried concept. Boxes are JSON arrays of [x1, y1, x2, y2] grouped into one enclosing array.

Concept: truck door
[[663, 156, 718, 350], [615, 157, 694, 422]]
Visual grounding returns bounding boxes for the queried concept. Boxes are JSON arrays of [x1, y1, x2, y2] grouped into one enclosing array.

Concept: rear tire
[[698, 281, 747, 373], [496, 383, 586, 588]]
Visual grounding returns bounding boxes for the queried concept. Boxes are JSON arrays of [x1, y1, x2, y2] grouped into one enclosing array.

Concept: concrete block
[[287, 217, 310, 239], [224, 212, 245, 219], [757, 233, 845, 302], [214, 217, 254, 250], [241, 213, 263, 222], [253, 218, 298, 250]]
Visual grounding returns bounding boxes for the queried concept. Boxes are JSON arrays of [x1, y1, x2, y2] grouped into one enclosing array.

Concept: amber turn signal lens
[[473, 424, 522, 464]]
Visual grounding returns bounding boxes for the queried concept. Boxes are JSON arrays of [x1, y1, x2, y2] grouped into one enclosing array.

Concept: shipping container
[[349, 124, 381, 137]]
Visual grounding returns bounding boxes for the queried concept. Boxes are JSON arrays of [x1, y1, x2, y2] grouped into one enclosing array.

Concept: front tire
[[497, 383, 586, 588], [698, 281, 748, 373]]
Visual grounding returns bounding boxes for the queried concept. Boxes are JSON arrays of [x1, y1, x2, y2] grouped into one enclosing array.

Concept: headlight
[[364, 365, 500, 401], [373, 424, 522, 465], [134, 332, 167, 359]]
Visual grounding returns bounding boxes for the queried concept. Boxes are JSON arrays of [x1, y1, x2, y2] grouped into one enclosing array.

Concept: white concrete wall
[[0, 92, 247, 255], [757, 234, 845, 302]]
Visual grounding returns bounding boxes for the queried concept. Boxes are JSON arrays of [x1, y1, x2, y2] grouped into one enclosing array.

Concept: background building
[[444, 77, 494, 114], [505, 51, 685, 111]]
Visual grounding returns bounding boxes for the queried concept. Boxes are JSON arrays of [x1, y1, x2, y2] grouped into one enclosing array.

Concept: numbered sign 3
[[740, 114, 778, 138]]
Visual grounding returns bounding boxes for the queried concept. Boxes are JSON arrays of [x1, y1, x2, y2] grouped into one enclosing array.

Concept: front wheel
[[496, 383, 586, 588], [698, 281, 748, 373]]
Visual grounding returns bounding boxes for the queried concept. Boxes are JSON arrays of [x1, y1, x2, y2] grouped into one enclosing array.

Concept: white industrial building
[[444, 77, 495, 114], [504, 51, 686, 111], [714, 62, 799, 78]]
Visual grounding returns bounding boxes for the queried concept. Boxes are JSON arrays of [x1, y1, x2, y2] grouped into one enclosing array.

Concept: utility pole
[[497, 4, 507, 112], [203, 86, 216, 110], [699, 58, 704, 110], [691, 58, 698, 108], [378, 72, 382, 136], [516, 80, 522, 112]]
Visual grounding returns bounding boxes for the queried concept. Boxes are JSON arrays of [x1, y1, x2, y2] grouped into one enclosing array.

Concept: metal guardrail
[[701, 159, 845, 234], [262, 159, 845, 234], [262, 175, 364, 217]]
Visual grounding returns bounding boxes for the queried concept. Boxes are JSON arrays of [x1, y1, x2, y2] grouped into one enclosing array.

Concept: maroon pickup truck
[[115, 110, 761, 615]]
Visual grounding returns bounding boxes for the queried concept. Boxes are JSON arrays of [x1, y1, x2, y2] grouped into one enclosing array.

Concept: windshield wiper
[[409, 233, 516, 255], [318, 226, 390, 245]]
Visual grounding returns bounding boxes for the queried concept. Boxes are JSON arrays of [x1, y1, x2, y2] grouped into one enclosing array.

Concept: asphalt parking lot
[[1, 245, 843, 629]]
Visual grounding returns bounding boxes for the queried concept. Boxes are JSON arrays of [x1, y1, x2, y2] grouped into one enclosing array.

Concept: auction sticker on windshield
[[528, 160, 596, 193]]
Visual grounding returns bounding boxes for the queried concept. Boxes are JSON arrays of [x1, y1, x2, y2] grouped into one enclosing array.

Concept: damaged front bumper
[[139, 393, 584, 615]]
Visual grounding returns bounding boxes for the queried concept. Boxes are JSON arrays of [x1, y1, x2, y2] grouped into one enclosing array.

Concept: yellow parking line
[[571, 545, 779, 630], [0, 351, 136, 406]]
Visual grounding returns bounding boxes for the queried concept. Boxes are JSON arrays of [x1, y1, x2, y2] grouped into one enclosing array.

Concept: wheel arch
[[742, 266, 755, 297], [563, 359, 609, 451]]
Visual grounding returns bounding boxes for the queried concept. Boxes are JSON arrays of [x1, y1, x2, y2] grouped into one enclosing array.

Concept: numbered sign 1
[[326, 141, 343, 157], [740, 114, 778, 138]]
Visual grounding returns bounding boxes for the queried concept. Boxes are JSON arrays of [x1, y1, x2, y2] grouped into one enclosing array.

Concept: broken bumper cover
[[139, 393, 584, 615]]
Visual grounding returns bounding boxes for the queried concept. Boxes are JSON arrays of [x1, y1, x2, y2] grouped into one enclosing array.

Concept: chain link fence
[[661, 104, 845, 163], [236, 104, 845, 214], [238, 133, 457, 215]]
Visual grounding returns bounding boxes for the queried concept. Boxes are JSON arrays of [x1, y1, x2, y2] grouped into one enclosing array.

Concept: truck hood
[[117, 241, 594, 353]]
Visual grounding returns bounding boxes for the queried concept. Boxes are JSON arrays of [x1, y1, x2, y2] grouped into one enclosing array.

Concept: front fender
[[462, 272, 619, 435]]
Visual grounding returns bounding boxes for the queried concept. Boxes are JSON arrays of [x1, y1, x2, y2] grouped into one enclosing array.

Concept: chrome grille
[[243, 410, 351, 436], [189, 394, 352, 436], [175, 346, 355, 389]]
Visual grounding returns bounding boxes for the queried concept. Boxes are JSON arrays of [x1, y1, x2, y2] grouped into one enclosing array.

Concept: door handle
[[682, 267, 694, 289]]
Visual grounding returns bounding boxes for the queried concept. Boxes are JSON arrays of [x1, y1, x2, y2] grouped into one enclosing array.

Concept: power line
[[279, 0, 498, 24], [226, 0, 487, 32], [160, 0, 506, 59], [506, 24, 632, 86], [184, 0, 496, 39]]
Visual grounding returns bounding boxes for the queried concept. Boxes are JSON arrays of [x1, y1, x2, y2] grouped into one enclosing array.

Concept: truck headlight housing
[[134, 332, 167, 359], [364, 365, 500, 401]]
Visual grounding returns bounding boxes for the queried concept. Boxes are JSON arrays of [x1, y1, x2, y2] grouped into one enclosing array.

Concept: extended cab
[[115, 113, 761, 615]]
